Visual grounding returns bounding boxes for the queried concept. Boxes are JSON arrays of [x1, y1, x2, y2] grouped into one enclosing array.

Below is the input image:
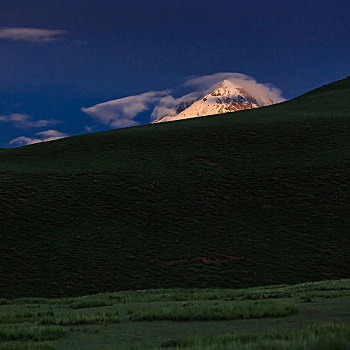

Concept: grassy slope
[[0, 77, 349, 298]]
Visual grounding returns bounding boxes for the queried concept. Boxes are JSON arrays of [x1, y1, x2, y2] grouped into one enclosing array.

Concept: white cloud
[[0, 27, 67, 42], [0, 113, 61, 128], [9, 136, 42, 146], [84, 125, 94, 132], [150, 92, 202, 120], [82, 90, 170, 128], [36, 130, 67, 138], [10, 130, 68, 146], [84, 125, 101, 133], [150, 95, 179, 119]]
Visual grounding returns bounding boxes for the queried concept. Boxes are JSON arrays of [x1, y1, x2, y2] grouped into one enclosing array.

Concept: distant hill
[[0, 77, 349, 298]]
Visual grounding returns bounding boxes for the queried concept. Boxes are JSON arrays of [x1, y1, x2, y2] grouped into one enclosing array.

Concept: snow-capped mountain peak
[[153, 79, 268, 123]]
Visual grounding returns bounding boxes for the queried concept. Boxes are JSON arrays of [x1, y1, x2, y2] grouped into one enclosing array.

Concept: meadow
[[0, 77, 349, 298], [0, 280, 349, 349]]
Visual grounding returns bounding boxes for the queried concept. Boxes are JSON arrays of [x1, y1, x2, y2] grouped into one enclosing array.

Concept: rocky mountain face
[[153, 80, 273, 123]]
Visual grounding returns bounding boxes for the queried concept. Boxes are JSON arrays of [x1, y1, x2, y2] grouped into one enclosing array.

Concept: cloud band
[[0, 27, 67, 42]]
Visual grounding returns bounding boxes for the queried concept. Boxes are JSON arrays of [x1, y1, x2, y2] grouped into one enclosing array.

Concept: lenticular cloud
[[183, 73, 285, 107]]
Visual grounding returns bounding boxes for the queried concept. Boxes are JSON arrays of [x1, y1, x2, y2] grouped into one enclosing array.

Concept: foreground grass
[[0, 280, 348, 349], [0, 311, 56, 324], [0, 310, 119, 326], [69, 299, 113, 309], [37, 312, 120, 326], [161, 323, 350, 350], [0, 327, 65, 342], [129, 301, 298, 322]]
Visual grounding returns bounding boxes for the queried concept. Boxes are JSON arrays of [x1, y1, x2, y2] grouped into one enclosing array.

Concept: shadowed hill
[[0, 77, 349, 298]]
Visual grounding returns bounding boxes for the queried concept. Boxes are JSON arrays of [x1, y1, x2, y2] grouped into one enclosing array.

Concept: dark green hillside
[[1, 77, 349, 298]]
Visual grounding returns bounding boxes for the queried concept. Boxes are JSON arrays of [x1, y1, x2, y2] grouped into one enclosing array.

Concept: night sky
[[0, 0, 349, 147]]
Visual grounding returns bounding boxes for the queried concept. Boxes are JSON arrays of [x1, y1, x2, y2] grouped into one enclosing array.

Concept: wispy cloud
[[36, 130, 67, 138], [0, 113, 61, 128], [82, 90, 170, 128], [10, 130, 68, 146], [84, 125, 99, 133], [0, 27, 67, 42]]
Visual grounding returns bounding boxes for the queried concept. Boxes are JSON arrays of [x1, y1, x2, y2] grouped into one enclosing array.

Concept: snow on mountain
[[152, 80, 275, 123]]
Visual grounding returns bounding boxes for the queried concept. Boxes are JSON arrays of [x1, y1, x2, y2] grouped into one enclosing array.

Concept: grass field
[[161, 323, 350, 350], [0, 280, 349, 349], [0, 77, 350, 298]]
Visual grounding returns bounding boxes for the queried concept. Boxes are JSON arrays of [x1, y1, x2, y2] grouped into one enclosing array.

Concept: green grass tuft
[[0, 326, 65, 342], [69, 299, 113, 309], [130, 300, 298, 322], [37, 312, 120, 326]]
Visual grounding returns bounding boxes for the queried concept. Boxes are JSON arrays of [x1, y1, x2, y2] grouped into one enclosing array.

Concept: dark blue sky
[[0, 0, 349, 146]]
